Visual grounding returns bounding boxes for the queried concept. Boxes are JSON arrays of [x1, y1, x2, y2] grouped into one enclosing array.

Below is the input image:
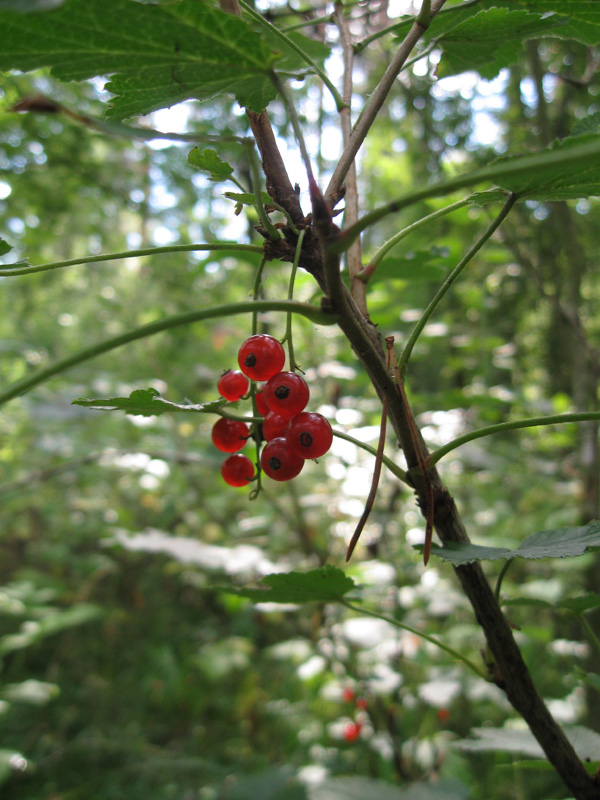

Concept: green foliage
[[222, 566, 355, 604], [72, 387, 226, 416], [0, 0, 279, 116], [188, 147, 235, 182], [427, 521, 600, 564]]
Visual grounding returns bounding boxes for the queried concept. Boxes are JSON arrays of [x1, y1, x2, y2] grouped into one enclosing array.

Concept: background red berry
[[211, 417, 249, 453], [355, 697, 368, 711], [264, 371, 309, 417], [238, 335, 285, 381], [342, 687, 355, 703], [217, 369, 249, 402], [286, 412, 333, 459], [342, 721, 362, 742], [260, 437, 304, 481], [221, 454, 255, 487], [263, 411, 290, 442]]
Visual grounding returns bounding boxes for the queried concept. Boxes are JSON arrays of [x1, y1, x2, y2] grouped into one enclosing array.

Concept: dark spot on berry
[[268, 456, 282, 471], [274, 385, 289, 399], [299, 432, 313, 447], [244, 353, 257, 367]]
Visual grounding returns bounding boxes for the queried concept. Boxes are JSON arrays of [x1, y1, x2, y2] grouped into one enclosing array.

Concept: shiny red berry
[[255, 385, 269, 416], [342, 721, 362, 742], [217, 369, 249, 402], [221, 454, 255, 487], [238, 335, 285, 381], [211, 418, 249, 453], [342, 687, 355, 703], [286, 412, 333, 459], [260, 437, 304, 481], [263, 411, 290, 442], [264, 372, 309, 417]]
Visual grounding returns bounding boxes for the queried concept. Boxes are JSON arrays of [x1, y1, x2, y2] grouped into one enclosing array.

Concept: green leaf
[[0, 238, 12, 257], [436, 9, 568, 80], [72, 388, 226, 417], [426, 520, 600, 565], [455, 725, 600, 762], [0, 0, 278, 118], [188, 148, 234, 182], [573, 668, 600, 696], [221, 566, 356, 605], [573, 113, 600, 136]]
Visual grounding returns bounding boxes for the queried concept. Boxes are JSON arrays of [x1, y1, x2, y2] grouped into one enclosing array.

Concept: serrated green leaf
[[0, 238, 12, 257], [436, 9, 567, 80], [426, 520, 600, 564], [221, 566, 355, 605], [188, 148, 234, 182], [72, 388, 226, 417], [0, 0, 278, 118], [573, 113, 600, 136]]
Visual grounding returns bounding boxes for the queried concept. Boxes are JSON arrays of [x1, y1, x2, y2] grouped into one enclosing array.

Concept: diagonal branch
[[325, 0, 448, 205]]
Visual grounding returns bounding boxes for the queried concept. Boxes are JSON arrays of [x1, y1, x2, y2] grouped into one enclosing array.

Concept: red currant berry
[[260, 437, 304, 481], [217, 369, 249, 402], [264, 372, 309, 417], [238, 335, 285, 381], [221, 454, 255, 487], [255, 385, 269, 416], [211, 418, 250, 453], [437, 708, 450, 723], [342, 687, 355, 703], [355, 697, 368, 711], [286, 412, 333, 459], [342, 721, 362, 742], [263, 411, 290, 442]]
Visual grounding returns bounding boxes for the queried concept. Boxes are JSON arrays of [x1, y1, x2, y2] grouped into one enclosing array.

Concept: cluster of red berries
[[341, 687, 368, 742], [211, 334, 333, 488]]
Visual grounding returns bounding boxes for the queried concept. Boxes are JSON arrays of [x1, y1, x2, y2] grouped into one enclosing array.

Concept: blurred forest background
[[0, 1, 599, 798]]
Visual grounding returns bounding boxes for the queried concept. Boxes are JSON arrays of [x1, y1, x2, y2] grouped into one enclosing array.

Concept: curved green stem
[[282, 228, 306, 372], [0, 300, 337, 408], [251, 257, 268, 336], [0, 243, 264, 278], [243, 139, 281, 242], [332, 429, 407, 484], [398, 193, 516, 374], [494, 559, 514, 603], [341, 599, 488, 680], [238, 0, 348, 112], [426, 411, 600, 469], [358, 198, 468, 284], [579, 615, 600, 657]]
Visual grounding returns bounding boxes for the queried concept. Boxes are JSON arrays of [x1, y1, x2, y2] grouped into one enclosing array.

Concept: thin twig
[[325, 0, 448, 205], [333, 1, 367, 315], [346, 337, 393, 561]]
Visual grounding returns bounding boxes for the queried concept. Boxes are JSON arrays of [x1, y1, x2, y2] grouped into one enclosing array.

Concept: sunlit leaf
[[221, 566, 356, 604], [455, 724, 600, 761], [188, 148, 234, 182], [425, 520, 600, 564], [72, 388, 226, 416]]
